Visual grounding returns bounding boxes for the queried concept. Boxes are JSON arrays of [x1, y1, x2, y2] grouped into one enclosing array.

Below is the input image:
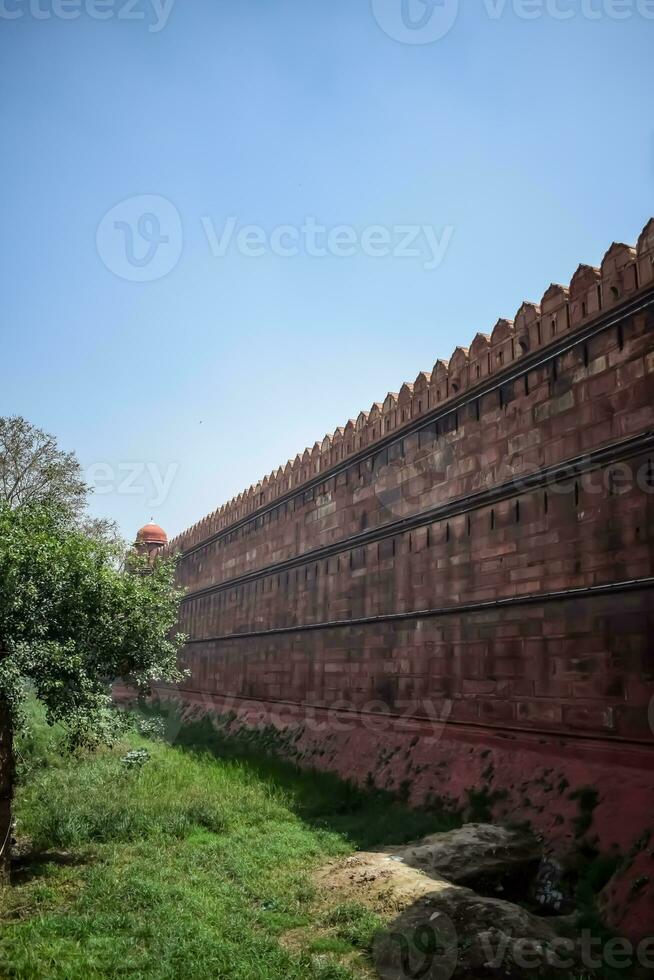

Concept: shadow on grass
[[11, 848, 90, 885], [139, 699, 461, 852]]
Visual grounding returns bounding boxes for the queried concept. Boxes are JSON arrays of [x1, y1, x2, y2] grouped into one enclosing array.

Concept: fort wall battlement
[[168, 219, 654, 556]]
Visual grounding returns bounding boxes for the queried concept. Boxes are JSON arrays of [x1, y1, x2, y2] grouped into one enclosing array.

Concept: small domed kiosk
[[134, 520, 168, 561]]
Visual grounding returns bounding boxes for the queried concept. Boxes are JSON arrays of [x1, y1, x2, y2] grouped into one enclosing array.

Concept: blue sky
[[1, 0, 653, 541]]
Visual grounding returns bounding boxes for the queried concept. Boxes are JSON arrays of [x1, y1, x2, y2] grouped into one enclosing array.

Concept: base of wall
[[116, 685, 654, 942]]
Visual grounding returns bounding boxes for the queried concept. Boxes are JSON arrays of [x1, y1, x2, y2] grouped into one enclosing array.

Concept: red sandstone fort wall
[[153, 219, 654, 937]]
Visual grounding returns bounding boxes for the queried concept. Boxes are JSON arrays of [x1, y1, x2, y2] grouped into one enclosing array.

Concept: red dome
[[136, 522, 168, 546]]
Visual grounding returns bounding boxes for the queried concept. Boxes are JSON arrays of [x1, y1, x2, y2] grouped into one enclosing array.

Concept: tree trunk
[[0, 657, 13, 881]]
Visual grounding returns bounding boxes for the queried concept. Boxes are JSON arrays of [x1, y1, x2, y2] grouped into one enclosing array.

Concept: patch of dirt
[[318, 850, 449, 914]]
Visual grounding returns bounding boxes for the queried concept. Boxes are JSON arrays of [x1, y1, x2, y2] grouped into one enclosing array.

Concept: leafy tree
[[0, 416, 118, 543], [0, 502, 185, 876], [0, 416, 87, 514]]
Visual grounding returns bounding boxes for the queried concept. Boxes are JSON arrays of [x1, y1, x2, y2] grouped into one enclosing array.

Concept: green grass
[[1, 702, 456, 979], [320, 903, 384, 950]]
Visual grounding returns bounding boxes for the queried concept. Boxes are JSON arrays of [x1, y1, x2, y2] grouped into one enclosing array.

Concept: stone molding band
[[182, 428, 654, 603]]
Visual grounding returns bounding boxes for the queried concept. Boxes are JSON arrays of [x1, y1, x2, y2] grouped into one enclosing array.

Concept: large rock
[[372, 883, 571, 979], [384, 822, 541, 884], [318, 824, 580, 979]]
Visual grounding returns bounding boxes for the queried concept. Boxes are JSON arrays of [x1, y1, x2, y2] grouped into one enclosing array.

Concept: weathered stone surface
[[384, 822, 541, 885], [373, 892, 566, 979]]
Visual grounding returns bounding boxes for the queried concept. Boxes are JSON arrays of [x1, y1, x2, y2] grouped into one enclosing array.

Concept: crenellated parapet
[[468, 333, 491, 382], [447, 347, 469, 396], [569, 264, 601, 328], [167, 217, 652, 554], [514, 301, 540, 355], [430, 360, 449, 405], [541, 283, 570, 340], [637, 218, 654, 287], [490, 318, 515, 370], [601, 242, 638, 309]]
